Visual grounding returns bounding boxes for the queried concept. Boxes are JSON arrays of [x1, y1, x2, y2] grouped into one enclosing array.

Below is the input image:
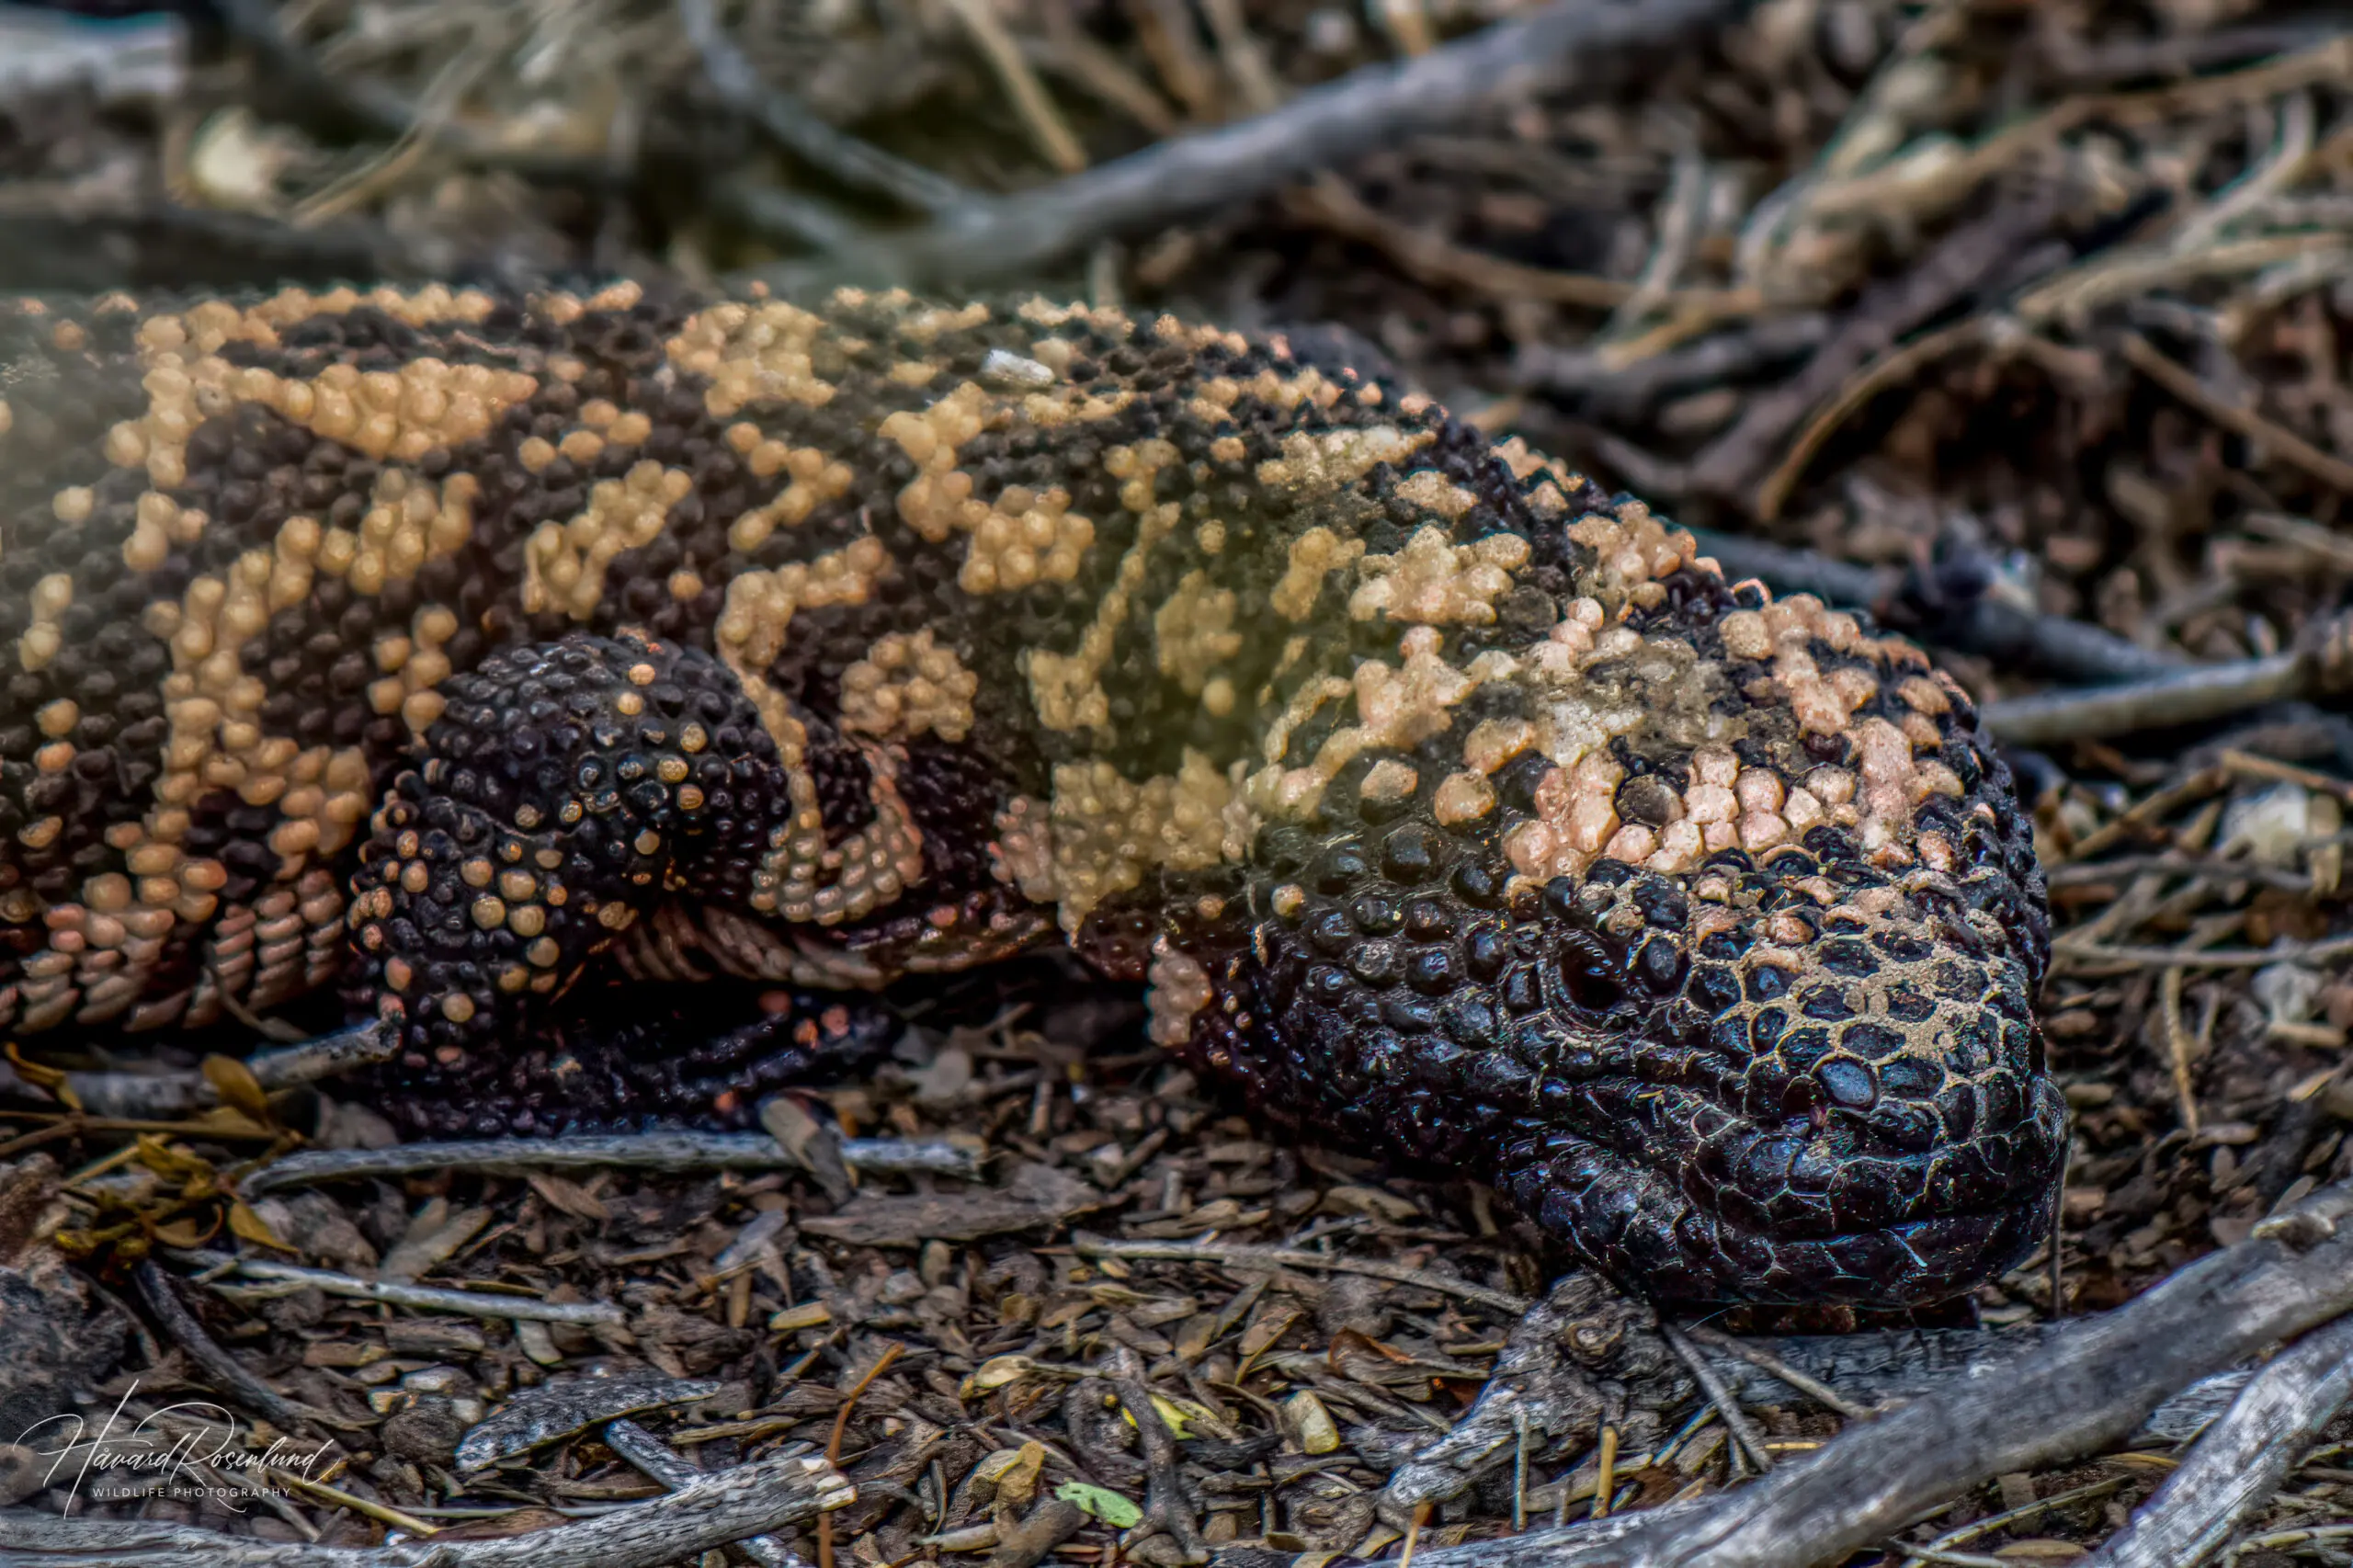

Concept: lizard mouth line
[[1502, 1075, 2068, 1307]]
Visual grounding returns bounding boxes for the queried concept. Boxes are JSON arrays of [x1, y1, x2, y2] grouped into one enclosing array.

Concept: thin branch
[[0, 1449, 854, 1567], [1682, 526, 2182, 687], [1071, 1235, 1529, 1313], [1675, 1323, 1870, 1422], [1747, 315, 1997, 523], [458, 1370, 727, 1471], [1513, 313, 1834, 421], [936, 0, 1087, 174], [710, 175, 868, 254], [736, 0, 1742, 290], [1285, 176, 1648, 310], [131, 1259, 308, 1431], [1899, 1475, 2133, 1568], [675, 0, 976, 218], [240, 1131, 978, 1198], [1984, 650, 2307, 747], [2049, 19, 2348, 85], [818, 1342, 903, 1568], [1688, 191, 2071, 506], [1661, 1326, 1772, 1476], [2121, 332, 2353, 494], [2044, 854, 2313, 892], [2054, 931, 2353, 971], [1976, 540, 2353, 750], [1104, 1346, 1208, 1562], [58, 1022, 398, 1119], [2085, 1312, 2353, 1568], [1709, 1326, 2249, 1447], [207, 0, 622, 189], [172, 1250, 626, 1326]]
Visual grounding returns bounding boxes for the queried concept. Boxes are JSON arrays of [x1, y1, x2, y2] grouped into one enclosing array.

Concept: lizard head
[[1228, 766, 2068, 1307], [1485, 838, 2069, 1306], [1225, 562, 2067, 1307]]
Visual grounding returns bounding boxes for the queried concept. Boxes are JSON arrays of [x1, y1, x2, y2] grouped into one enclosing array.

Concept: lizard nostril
[[1557, 930, 1625, 1014]]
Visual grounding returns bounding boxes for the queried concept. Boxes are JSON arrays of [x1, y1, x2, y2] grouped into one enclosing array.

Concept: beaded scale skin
[[0, 281, 2063, 1305]]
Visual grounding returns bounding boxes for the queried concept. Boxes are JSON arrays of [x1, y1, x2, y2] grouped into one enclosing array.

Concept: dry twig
[[2084, 1312, 2353, 1568], [1073, 1234, 1529, 1312], [1683, 527, 2182, 687], [606, 1417, 811, 1568], [2119, 332, 2353, 494], [1984, 608, 2353, 748], [2052, 932, 2353, 971], [674, 0, 973, 217], [1104, 1345, 1208, 1562], [1675, 1323, 1870, 1422], [0, 1449, 854, 1566], [1690, 193, 2071, 507], [817, 1341, 903, 1568], [56, 1021, 397, 1119], [238, 1131, 978, 1197], [130, 1257, 307, 1432], [739, 0, 1742, 289], [173, 1250, 626, 1326]]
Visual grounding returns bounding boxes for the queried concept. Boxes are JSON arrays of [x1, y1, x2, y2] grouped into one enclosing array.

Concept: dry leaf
[[201, 1054, 273, 1126], [150, 1215, 214, 1248], [961, 1355, 1035, 1399], [1239, 1305, 1302, 1363], [227, 1199, 296, 1253], [769, 1301, 833, 1333], [526, 1172, 611, 1221], [1281, 1390, 1340, 1455]]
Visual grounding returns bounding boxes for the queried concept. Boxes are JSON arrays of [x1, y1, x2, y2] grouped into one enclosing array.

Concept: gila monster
[[0, 281, 2065, 1306]]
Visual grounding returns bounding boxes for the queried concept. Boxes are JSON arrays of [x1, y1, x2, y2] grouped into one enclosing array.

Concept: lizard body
[[0, 282, 2063, 1304]]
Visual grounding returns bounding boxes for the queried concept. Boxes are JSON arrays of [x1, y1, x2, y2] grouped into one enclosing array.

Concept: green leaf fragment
[[1055, 1481, 1143, 1528]]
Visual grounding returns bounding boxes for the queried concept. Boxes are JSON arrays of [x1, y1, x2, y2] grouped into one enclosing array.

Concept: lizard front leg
[[347, 629, 794, 1085]]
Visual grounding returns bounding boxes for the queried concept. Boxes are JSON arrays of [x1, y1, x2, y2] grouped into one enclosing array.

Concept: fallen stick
[[606, 1417, 811, 1568], [1388, 1185, 2353, 1568], [1681, 527, 2182, 688], [1713, 1327, 2249, 1448], [57, 1022, 397, 1119], [170, 1251, 626, 1327], [0, 1449, 853, 1567], [1512, 315, 1834, 420], [2081, 1311, 2353, 1568], [1980, 611, 2353, 748], [674, 0, 974, 218], [1071, 1234, 1529, 1313], [129, 1259, 307, 1432], [239, 1131, 979, 1197], [984, 1496, 1086, 1568], [1103, 1346, 1207, 1562], [1688, 193, 2070, 505], [1378, 1308, 2265, 1519]]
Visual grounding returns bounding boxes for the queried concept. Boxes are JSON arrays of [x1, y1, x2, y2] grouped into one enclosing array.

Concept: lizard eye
[[1557, 930, 1625, 1015]]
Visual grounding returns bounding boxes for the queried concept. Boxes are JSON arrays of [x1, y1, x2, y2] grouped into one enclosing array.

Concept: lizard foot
[[1376, 1271, 1690, 1525]]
